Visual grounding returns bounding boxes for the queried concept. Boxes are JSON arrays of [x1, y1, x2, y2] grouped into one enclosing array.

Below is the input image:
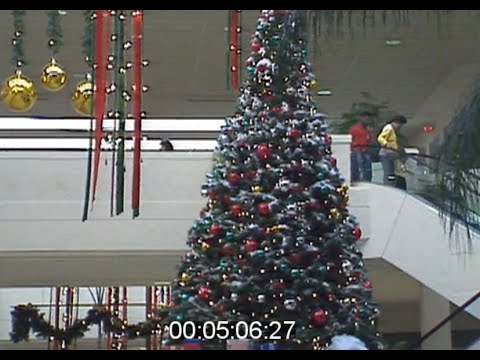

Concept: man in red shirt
[[348, 111, 373, 182]]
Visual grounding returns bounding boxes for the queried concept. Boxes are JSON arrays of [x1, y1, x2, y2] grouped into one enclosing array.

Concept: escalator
[[355, 152, 480, 321]]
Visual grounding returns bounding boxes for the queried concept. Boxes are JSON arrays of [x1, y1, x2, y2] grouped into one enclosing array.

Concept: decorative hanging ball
[[245, 240, 260, 252], [1, 70, 38, 112], [180, 273, 189, 282], [40, 58, 67, 92], [257, 144, 270, 159], [228, 172, 241, 184], [352, 227, 362, 240], [209, 223, 222, 236], [363, 281, 373, 290], [288, 128, 301, 139], [231, 204, 242, 217], [330, 156, 338, 167], [312, 309, 328, 327], [198, 286, 211, 300], [72, 79, 94, 116], [258, 202, 270, 216]]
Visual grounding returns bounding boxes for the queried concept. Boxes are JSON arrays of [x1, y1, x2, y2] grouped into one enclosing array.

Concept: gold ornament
[[341, 184, 349, 193], [252, 185, 262, 193], [310, 79, 318, 88], [201, 242, 210, 251], [1, 71, 38, 112], [330, 208, 340, 219], [40, 59, 67, 92], [72, 79, 94, 116], [181, 273, 189, 282], [344, 195, 350, 204]]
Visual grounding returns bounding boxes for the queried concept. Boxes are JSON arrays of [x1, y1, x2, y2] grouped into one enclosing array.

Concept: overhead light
[[385, 39, 402, 46], [58, 10, 67, 15], [317, 89, 333, 97]]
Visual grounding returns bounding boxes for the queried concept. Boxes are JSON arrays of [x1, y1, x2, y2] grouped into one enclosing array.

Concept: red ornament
[[289, 253, 302, 265], [245, 240, 260, 252], [289, 128, 301, 139], [215, 303, 225, 315], [263, 93, 274, 102], [258, 202, 270, 216], [228, 172, 241, 183], [271, 280, 286, 290], [245, 170, 257, 179], [260, 113, 268, 121], [291, 184, 304, 193], [251, 42, 262, 52], [330, 157, 337, 167], [220, 244, 234, 255], [231, 204, 242, 216], [198, 286, 211, 300], [210, 224, 222, 236], [207, 190, 217, 199], [352, 227, 362, 240], [308, 199, 321, 210], [423, 125, 435, 133], [272, 106, 282, 114], [312, 310, 328, 326], [324, 135, 332, 144], [223, 195, 231, 204], [364, 281, 373, 290], [257, 65, 268, 72], [257, 144, 270, 159]]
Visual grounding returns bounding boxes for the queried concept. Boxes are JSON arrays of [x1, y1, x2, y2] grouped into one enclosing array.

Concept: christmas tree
[[161, 10, 383, 350]]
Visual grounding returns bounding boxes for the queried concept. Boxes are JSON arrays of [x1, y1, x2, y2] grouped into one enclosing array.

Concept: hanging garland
[[113, 10, 127, 217], [46, 10, 63, 55], [10, 304, 169, 347], [1, 10, 37, 113], [41, 10, 67, 92], [11, 10, 26, 68]]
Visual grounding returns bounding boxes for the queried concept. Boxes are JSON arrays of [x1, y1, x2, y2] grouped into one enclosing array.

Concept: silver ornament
[[284, 299, 297, 311]]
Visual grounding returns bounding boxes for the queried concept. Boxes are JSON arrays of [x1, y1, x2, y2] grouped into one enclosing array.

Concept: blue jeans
[[351, 150, 372, 182], [380, 156, 396, 186]]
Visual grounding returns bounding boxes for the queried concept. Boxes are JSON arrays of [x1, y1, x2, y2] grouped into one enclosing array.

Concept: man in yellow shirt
[[377, 115, 408, 186]]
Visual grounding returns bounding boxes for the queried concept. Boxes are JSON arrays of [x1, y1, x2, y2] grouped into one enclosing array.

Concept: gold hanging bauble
[[1, 70, 38, 112], [40, 58, 67, 92], [72, 79, 94, 116], [181, 273, 189, 282]]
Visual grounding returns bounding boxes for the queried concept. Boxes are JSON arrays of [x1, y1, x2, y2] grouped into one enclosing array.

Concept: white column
[[420, 286, 452, 350], [331, 135, 352, 185]]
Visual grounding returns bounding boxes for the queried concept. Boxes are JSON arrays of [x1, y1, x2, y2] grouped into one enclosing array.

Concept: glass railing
[[354, 146, 480, 234]]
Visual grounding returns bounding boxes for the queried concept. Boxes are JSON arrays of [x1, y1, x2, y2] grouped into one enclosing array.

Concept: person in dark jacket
[[160, 139, 174, 151]]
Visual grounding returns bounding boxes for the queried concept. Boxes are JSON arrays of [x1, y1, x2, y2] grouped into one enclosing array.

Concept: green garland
[[81, 10, 95, 67], [10, 304, 170, 347], [46, 10, 63, 55], [11, 10, 26, 67]]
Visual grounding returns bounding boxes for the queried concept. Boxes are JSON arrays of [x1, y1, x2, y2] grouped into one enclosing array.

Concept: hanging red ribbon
[[91, 10, 108, 208], [132, 10, 143, 218], [229, 10, 241, 90]]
